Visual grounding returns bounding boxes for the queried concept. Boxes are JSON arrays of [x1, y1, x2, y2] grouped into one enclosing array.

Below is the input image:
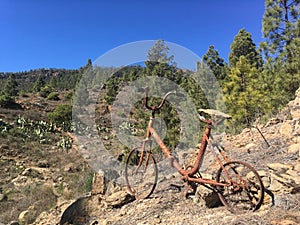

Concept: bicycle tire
[[216, 160, 264, 213], [125, 147, 158, 199]]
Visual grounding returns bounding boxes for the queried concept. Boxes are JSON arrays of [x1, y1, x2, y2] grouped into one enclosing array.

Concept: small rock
[[105, 191, 135, 208], [245, 142, 256, 150], [294, 163, 300, 172], [271, 219, 299, 225], [8, 222, 19, 225], [21, 168, 32, 176], [279, 121, 293, 136], [0, 193, 7, 202], [18, 210, 29, 224], [0, 144, 9, 150], [90, 220, 99, 225], [287, 143, 300, 154], [267, 163, 293, 173], [18, 205, 37, 224], [37, 159, 50, 168], [64, 163, 75, 172]]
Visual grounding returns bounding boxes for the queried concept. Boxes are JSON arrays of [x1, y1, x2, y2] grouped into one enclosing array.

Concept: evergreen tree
[[49, 75, 58, 89], [229, 29, 263, 69], [224, 57, 270, 132], [261, 0, 299, 59], [146, 39, 175, 65], [261, 0, 300, 104], [33, 75, 45, 93], [3, 75, 18, 97], [202, 45, 227, 82]]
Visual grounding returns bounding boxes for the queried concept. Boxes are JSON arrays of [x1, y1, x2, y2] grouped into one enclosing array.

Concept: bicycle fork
[[134, 139, 153, 174]]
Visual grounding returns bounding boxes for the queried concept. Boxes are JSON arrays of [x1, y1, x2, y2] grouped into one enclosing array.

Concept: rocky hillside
[[1, 88, 300, 225]]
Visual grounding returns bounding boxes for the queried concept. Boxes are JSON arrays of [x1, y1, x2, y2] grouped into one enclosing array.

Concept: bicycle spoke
[[216, 161, 264, 213]]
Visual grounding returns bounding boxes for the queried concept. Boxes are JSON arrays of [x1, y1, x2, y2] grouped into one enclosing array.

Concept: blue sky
[[1, 0, 265, 72]]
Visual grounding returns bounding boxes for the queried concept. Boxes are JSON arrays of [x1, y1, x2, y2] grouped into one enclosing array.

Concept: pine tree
[[261, 0, 299, 59], [202, 45, 227, 82], [224, 57, 270, 132], [33, 75, 45, 93], [3, 75, 18, 97], [146, 39, 174, 65], [261, 0, 300, 106], [49, 75, 58, 89], [229, 29, 263, 69]]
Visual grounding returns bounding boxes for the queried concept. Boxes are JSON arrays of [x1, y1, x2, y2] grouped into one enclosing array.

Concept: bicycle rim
[[216, 160, 264, 213], [125, 147, 158, 199]]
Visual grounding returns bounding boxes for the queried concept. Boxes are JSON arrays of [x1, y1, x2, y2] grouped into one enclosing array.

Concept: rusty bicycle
[[124, 88, 264, 213]]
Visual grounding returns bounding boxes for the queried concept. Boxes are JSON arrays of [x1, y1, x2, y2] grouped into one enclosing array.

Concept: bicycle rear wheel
[[125, 147, 158, 199], [216, 161, 264, 213]]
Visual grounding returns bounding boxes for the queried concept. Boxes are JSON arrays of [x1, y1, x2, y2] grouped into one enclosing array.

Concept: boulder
[[193, 184, 222, 208], [92, 170, 106, 195], [59, 197, 89, 225], [104, 190, 134, 208]]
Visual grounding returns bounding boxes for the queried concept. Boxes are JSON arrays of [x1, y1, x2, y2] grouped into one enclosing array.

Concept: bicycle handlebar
[[142, 87, 176, 112]]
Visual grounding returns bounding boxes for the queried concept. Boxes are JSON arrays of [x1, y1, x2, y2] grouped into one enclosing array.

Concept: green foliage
[[99, 40, 211, 151], [49, 75, 57, 88], [147, 39, 175, 65], [64, 91, 74, 101], [57, 136, 72, 151], [0, 119, 11, 135], [0, 116, 57, 142], [104, 66, 144, 105], [15, 116, 56, 141], [229, 29, 263, 69], [0, 94, 14, 108], [261, 0, 299, 59], [48, 104, 72, 131], [202, 45, 228, 82], [40, 85, 54, 98], [3, 75, 18, 97], [223, 57, 271, 132], [47, 92, 60, 101], [260, 0, 300, 111], [83, 172, 94, 192], [33, 75, 45, 93]]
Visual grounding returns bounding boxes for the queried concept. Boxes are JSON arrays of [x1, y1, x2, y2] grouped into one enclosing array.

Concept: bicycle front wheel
[[216, 161, 264, 213], [125, 147, 158, 200]]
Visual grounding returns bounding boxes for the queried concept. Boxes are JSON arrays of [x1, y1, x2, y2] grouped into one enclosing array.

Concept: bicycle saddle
[[198, 109, 232, 119]]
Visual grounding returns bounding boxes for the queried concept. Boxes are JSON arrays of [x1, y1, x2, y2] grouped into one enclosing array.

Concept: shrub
[[48, 104, 72, 131], [0, 94, 14, 107], [84, 172, 94, 192], [64, 91, 74, 101], [47, 92, 60, 101], [40, 85, 53, 98]]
